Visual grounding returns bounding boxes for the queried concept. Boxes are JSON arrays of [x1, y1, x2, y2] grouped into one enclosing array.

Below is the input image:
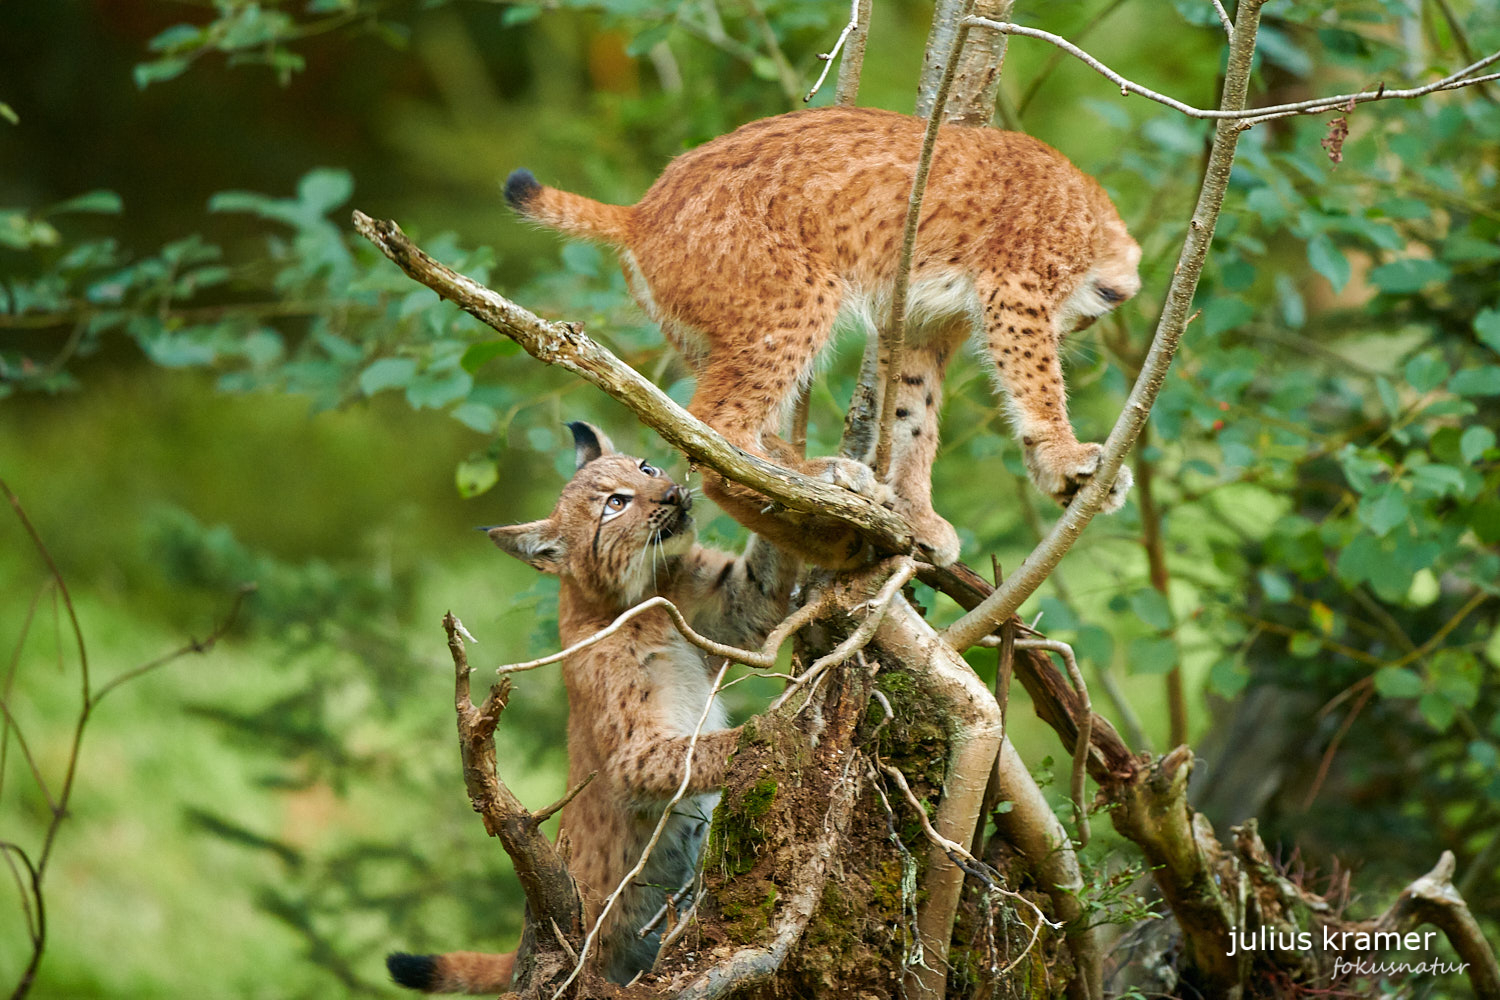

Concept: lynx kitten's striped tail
[[505, 168, 634, 246], [386, 949, 515, 995]]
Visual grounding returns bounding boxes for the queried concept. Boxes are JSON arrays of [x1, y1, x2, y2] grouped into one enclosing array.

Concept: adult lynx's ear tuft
[[487, 520, 567, 574], [566, 420, 616, 470]]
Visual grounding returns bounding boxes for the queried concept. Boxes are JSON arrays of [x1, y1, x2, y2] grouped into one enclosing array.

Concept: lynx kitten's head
[[487, 422, 696, 606]]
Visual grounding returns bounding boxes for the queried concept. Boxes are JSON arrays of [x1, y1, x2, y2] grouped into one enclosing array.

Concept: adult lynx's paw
[[1025, 439, 1133, 514]]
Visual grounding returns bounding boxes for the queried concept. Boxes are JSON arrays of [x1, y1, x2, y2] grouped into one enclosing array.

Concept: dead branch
[[351, 211, 915, 557], [445, 612, 585, 993], [1372, 851, 1500, 999]]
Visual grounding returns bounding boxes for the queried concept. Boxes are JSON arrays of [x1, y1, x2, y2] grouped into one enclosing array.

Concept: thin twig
[[496, 591, 823, 675], [1208, 0, 1233, 42], [531, 771, 598, 826], [1016, 639, 1091, 847], [833, 0, 871, 106], [877, 761, 1059, 975], [805, 0, 863, 102], [768, 559, 917, 711], [964, 16, 1499, 124], [549, 656, 735, 1000]]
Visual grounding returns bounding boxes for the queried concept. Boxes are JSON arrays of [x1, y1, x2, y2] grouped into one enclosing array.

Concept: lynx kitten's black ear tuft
[[566, 420, 616, 470], [386, 952, 439, 991]]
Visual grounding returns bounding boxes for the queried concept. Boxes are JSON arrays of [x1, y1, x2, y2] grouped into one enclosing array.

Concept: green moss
[[719, 879, 778, 944], [707, 775, 778, 877]]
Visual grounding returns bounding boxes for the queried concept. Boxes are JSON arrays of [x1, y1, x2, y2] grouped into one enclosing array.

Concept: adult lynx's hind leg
[[878, 319, 968, 566]]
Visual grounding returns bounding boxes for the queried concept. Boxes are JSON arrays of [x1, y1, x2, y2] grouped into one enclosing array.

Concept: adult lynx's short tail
[[387, 949, 515, 995], [505, 168, 634, 246]]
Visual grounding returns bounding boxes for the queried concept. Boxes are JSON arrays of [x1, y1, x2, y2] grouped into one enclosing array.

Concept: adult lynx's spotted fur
[[387, 422, 795, 993], [506, 105, 1141, 568]]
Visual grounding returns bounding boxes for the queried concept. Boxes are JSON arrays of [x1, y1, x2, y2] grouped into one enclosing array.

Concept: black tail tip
[[504, 168, 541, 210], [387, 952, 439, 991]]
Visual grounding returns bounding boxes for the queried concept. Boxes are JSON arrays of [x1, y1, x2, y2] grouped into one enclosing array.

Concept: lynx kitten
[[387, 422, 795, 992]]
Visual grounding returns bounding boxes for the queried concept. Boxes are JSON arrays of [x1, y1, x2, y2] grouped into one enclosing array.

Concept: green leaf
[[1202, 297, 1255, 338], [359, 357, 417, 396], [1369, 258, 1451, 294], [1449, 366, 1500, 397], [134, 56, 192, 88], [456, 455, 500, 498], [1289, 632, 1320, 658], [1410, 463, 1466, 499], [1476, 309, 1500, 355], [1357, 485, 1408, 536], [561, 242, 602, 278], [1375, 376, 1401, 418], [47, 189, 124, 216], [501, 4, 542, 25], [1037, 597, 1079, 632], [405, 369, 473, 409], [1258, 569, 1293, 603], [1403, 354, 1449, 393], [1334, 532, 1383, 586], [0, 102, 17, 125], [1306, 233, 1350, 293], [148, 23, 204, 52], [1126, 636, 1177, 675], [297, 168, 353, 214], [1073, 625, 1113, 666], [460, 339, 520, 373], [450, 402, 498, 434], [1128, 589, 1174, 631], [1372, 666, 1424, 699], [1207, 657, 1250, 697], [1418, 693, 1455, 732], [1460, 426, 1496, 464]]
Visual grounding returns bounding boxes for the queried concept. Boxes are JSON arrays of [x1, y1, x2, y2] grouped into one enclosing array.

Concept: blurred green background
[[2, 0, 1498, 996]]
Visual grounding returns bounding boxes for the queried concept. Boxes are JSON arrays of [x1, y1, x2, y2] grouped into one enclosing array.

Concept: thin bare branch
[[531, 770, 597, 827], [964, 16, 1499, 124], [806, 0, 864, 103], [833, 0, 872, 106], [496, 591, 824, 675], [874, 4, 973, 480], [1208, 0, 1233, 41]]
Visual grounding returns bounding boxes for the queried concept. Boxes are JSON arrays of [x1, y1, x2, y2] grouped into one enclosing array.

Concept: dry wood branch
[[942, 0, 1268, 653], [445, 613, 583, 991], [352, 211, 914, 556], [805, 0, 865, 103], [964, 16, 1499, 124], [1372, 851, 1500, 999]]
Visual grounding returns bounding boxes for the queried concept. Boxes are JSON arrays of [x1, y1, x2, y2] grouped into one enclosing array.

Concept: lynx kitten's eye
[[639, 461, 659, 476], [605, 494, 631, 512]]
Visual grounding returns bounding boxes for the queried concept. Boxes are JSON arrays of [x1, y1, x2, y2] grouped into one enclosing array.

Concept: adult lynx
[[506, 105, 1141, 568], [387, 422, 795, 992]]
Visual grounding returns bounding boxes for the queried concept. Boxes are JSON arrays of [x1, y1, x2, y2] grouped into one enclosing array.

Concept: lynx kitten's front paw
[[1025, 440, 1133, 514]]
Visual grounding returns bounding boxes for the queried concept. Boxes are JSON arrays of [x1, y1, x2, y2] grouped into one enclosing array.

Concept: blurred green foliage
[[2, 0, 1498, 996]]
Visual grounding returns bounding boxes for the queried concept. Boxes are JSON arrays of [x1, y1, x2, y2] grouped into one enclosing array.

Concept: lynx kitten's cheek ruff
[[387, 422, 795, 993], [506, 105, 1140, 568]]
